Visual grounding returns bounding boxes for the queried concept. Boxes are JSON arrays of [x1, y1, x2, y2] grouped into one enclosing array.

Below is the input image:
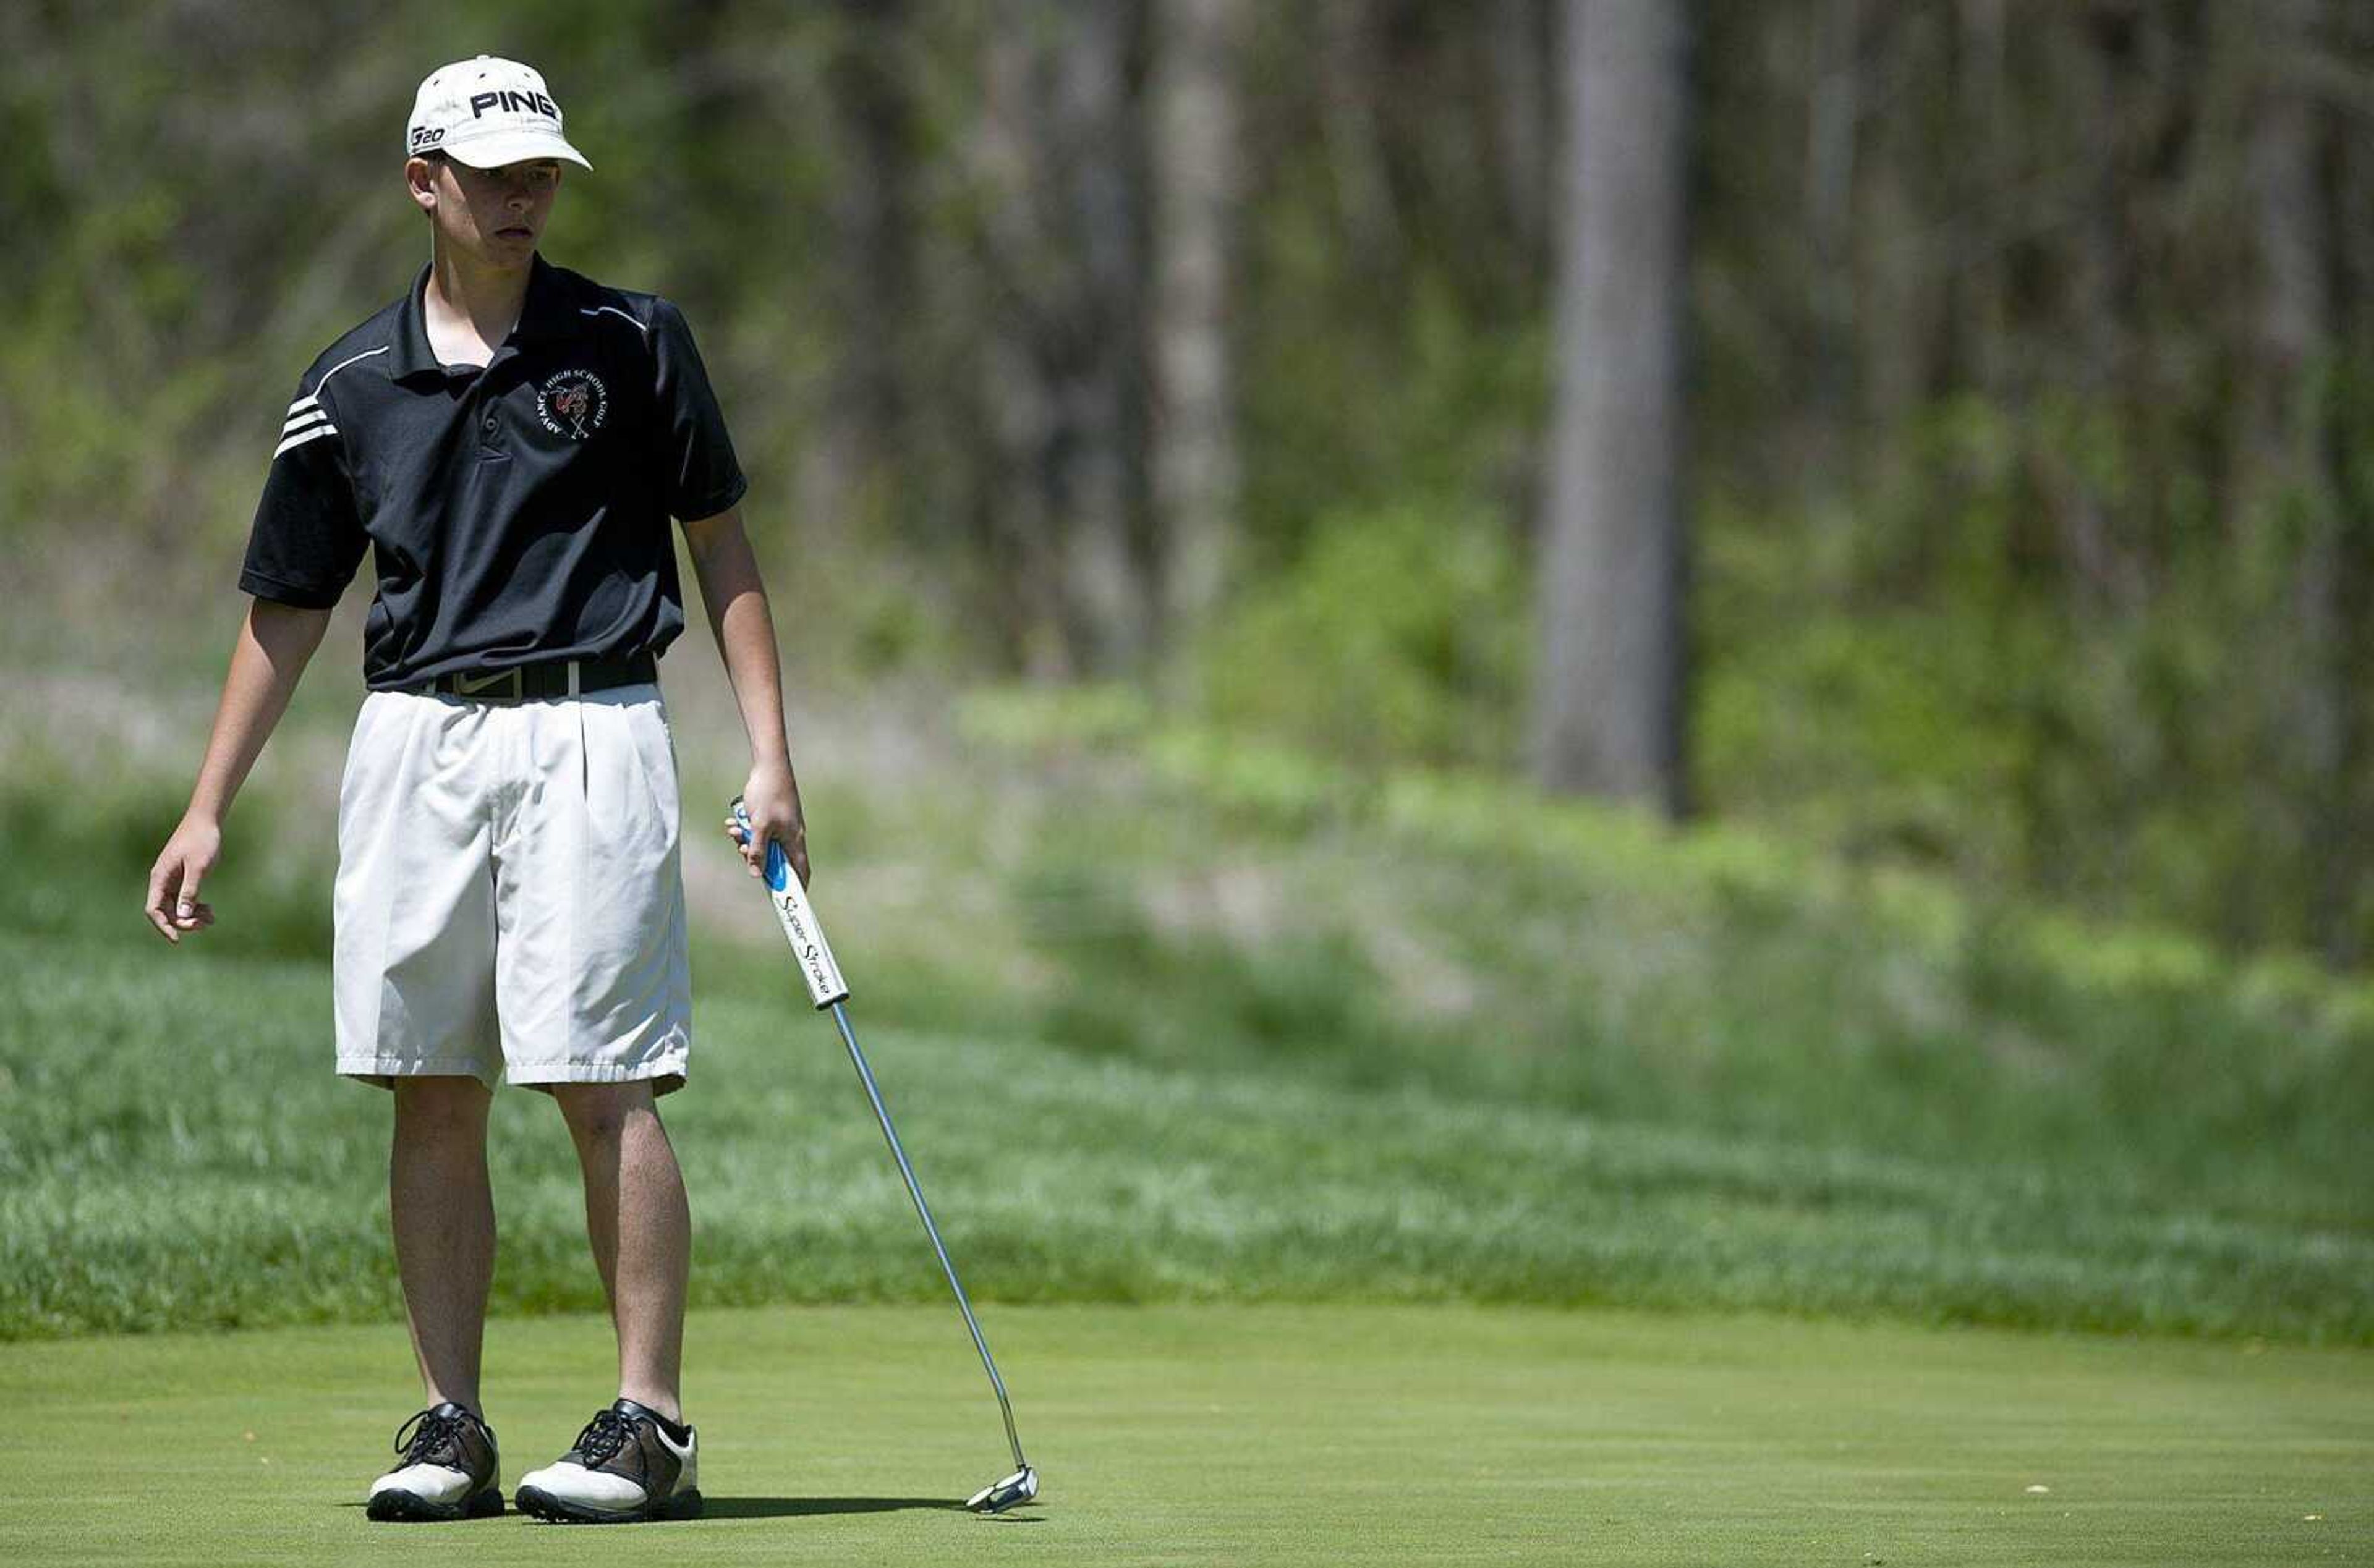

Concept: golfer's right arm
[[144, 600, 331, 943]]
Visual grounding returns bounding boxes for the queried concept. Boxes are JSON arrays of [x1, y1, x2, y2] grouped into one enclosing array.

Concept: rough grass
[[1, 674, 2368, 1341], [951, 689, 2374, 1227], [2, 915, 2368, 1341], [1, 1304, 2367, 1566]]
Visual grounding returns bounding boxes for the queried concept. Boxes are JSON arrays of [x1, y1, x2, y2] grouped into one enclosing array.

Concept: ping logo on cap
[[469, 88, 559, 121]]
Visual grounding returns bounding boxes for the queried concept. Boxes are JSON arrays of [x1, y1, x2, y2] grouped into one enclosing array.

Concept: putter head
[[967, 1465, 1038, 1514]]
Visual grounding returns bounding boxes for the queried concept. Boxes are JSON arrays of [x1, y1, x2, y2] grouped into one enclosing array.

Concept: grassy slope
[[0, 1305, 2365, 1567], [949, 691, 2374, 1224], [2, 671, 2369, 1339], [3, 917, 2368, 1341]]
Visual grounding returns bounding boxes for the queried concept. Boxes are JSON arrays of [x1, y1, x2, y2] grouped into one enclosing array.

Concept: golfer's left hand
[[729, 763, 809, 889]]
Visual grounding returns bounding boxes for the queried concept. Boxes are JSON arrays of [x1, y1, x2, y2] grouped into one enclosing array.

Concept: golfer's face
[[432, 157, 562, 261]]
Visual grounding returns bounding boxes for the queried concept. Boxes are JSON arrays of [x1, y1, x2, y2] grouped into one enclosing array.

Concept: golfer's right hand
[[145, 815, 222, 944]]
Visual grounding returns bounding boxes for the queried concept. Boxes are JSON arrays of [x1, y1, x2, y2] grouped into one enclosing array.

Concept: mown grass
[[1, 674, 2368, 1341], [4, 1303, 2369, 1566]]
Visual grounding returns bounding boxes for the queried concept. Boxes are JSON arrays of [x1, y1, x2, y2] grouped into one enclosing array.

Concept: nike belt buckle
[[454, 667, 524, 700]]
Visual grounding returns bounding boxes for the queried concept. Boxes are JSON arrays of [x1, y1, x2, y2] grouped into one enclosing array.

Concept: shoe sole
[[515, 1484, 703, 1524], [366, 1486, 504, 1523]]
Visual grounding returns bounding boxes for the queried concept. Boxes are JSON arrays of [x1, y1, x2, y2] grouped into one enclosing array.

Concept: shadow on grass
[[702, 1496, 969, 1519], [332, 1496, 969, 1520]]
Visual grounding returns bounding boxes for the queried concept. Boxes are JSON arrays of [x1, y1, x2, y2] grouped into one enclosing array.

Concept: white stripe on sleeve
[[281, 409, 331, 436], [273, 423, 338, 460]]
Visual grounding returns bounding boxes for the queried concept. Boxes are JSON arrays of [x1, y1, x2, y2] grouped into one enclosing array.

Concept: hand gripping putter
[[728, 799, 1039, 1515]]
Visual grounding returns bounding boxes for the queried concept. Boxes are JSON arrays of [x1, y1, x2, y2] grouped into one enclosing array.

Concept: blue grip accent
[[730, 797, 792, 894]]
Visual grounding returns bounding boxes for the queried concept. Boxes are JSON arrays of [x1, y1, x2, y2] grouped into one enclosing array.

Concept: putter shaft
[[729, 797, 1032, 1503], [828, 1000, 1029, 1477]]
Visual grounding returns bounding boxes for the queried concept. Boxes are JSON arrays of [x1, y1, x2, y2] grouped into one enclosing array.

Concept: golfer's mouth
[[496, 226, 535, 241]]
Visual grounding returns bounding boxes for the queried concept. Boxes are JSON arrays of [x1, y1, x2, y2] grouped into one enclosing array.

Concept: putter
[[729, 797, 1040, 1516]]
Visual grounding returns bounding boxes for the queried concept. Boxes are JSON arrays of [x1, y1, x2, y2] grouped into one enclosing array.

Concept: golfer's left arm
[[681, 504, 809, 887]]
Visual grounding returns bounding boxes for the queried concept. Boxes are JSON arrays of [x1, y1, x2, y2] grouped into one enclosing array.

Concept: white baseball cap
[[406, 56, 591, 171]]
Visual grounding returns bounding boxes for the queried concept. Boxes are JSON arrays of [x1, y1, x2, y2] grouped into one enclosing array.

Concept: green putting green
[[0, 1304, 2364, 1566]]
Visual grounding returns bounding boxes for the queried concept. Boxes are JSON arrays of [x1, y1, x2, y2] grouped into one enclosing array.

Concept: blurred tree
[[977, 0, 1154, 677], [1150, 0, 1246, 663], [1487, 0, 1556, 282], [1535, 0, 1695, 813], [2241, 0, 2359, 965], [805, 0, 917, 553]]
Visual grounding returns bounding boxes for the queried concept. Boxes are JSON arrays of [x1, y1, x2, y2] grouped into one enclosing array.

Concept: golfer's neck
[[426, 238, 532, 352]]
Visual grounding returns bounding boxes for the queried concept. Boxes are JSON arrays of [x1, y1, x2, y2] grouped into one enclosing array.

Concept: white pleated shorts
[[333, 683, 691, 1096]]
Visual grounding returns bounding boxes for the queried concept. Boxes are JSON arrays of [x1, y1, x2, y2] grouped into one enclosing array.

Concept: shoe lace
[[571, 1408, 635, 1466], [392, 1407, 469, 1465]]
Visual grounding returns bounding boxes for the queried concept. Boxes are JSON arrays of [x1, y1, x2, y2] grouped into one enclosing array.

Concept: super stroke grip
[[730, 796, 849, 1009]]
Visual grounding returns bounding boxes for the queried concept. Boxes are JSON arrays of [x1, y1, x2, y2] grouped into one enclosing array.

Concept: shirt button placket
[[480, 409, 503, 451]]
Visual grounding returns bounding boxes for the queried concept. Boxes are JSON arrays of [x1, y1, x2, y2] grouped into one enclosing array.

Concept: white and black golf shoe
[[515, 1398, 701, 1524], [365, 1402, 503, 1522]]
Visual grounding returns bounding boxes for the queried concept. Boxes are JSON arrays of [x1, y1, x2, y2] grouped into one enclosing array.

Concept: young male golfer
[[142, 56, 805, 1524]]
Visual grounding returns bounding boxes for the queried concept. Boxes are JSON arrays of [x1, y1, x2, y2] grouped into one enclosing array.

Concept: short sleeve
[[650, 299, 749, 522], [239, 376, 367, 609]]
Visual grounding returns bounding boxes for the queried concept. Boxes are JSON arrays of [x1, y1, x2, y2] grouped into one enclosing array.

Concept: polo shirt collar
[[388, 265, 439, 379], [388, 253, 574, 379], [513, 253, 579, 346]]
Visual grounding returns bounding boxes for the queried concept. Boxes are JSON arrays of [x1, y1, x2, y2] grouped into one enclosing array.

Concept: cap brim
[[441, 131, 592, 172]]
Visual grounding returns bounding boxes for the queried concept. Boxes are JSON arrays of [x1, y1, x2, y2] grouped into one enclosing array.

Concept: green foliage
[[1198, 502, 1526, 768], [966, 687, 2374, 1230]]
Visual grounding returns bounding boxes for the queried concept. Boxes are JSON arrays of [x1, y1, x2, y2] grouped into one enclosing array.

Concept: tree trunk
[[1954, 0, 2006, 396], [1803, 0, 1860, 500], [1151, 0, 1244, 656], [802, 0, 915, 554], [1319, 0, 1402, 281], [1489, 0, 1555, 280], [977, 0, 1154, 677], [1534, 0, 1695, 813], [2243, 0, 2356, 964]]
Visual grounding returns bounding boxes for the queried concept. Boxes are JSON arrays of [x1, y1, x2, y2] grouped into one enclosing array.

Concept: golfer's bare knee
[[393, 1075, 493, 1143], [553, 1080, 655, 1148]]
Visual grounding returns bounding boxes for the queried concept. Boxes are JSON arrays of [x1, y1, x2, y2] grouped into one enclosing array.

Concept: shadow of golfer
[[701, 1496, 967, 1519], [334, 1496, 985, 1520]]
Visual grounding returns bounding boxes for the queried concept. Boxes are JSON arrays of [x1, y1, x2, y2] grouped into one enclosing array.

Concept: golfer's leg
[[391, 1075, 496, 1414], [554, 1080, 691, 1423]]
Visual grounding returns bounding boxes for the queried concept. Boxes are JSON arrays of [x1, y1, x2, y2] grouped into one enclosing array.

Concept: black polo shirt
[[239, 253, 747, 690]]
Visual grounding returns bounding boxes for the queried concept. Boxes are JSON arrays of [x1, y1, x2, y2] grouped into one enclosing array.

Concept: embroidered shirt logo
[[536, 369, 608, 440]]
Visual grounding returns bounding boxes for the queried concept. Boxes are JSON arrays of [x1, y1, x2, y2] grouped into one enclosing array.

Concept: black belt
[[414, 653, 657, 702]]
